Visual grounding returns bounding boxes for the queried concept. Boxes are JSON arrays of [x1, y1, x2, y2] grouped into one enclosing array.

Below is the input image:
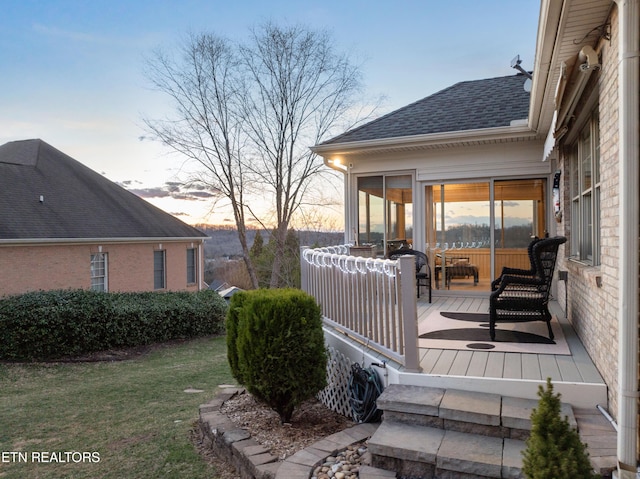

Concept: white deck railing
[[300, 245, 421, 372]]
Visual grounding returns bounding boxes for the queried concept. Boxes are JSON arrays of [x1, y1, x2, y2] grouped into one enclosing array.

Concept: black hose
[[349, 363, 384, 423]]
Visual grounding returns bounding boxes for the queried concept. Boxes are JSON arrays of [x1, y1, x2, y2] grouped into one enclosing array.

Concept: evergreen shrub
[[522, 378, 598, 479], [0, 289, 227, 361], [229, 288, 327, 423], [225, 291, 248, 383]]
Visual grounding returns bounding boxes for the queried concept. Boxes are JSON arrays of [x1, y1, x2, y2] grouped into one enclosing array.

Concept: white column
[[616, 0, 640, 477]]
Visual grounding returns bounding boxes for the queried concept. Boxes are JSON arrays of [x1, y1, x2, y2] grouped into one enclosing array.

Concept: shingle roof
[[0, 139, 206, 241], [322, 73, 530, 145]]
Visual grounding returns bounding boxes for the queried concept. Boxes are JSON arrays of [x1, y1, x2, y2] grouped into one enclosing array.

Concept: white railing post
[[300, 246, 309, 293], [301, 245, 421, 370], [397, 255, 422, 372]]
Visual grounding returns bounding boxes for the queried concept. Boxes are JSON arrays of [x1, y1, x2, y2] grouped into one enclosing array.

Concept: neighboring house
[[208, 279, 231, 292], [0, 139, 208, 296], [312, 0, 639, 475], [217, 286, 243, 302]]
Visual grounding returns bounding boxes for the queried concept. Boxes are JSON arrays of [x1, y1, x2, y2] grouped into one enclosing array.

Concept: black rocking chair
[[489, 236, 566, 341], [388, 248, 432, 303], [490, 237, 542, 291]]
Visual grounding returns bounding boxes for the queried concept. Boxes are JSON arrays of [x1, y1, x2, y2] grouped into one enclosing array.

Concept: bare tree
[[144, 24, 363, 288]]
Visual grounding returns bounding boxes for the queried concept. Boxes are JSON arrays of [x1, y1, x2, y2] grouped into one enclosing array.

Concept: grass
[[0, 336, 235, 479]]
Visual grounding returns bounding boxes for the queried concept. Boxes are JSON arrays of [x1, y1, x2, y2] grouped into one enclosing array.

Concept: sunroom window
[[357, 174, 413, 257], [570, 110, 600, 265]]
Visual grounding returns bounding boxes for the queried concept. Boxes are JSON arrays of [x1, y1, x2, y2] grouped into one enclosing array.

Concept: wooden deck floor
[[322, 289, 608, 408], [416, 293, 605, 386]]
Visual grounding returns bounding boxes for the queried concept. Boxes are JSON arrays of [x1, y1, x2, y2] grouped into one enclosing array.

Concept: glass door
[[426, 179, 546, 291], [494, 179, 546, 277], [428, 182, 490, 290]]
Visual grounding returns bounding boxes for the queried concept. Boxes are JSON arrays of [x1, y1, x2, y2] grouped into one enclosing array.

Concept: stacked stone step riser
[[383, 409, 517, 440], [368, 422, 518, 479], [376, 385, 577, 441], [368, 385, 579, 479]]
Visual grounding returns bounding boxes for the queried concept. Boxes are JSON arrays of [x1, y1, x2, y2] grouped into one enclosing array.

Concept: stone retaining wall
[[198, 386, 379, 479]]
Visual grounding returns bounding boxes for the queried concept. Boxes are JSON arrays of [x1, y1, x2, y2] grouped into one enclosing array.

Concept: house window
[[570, 110, 600, 265], [90, 253, 108, 292], [186, 248, 197, 284], [357, 174, 413, 256], [154, 250, 166, 289]]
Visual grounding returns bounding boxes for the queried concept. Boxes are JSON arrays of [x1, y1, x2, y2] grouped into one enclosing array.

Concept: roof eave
[[312, 123, 537, 159], [528, 0, 565, 134], [528, 0, 613, 135], [0, 237, 208, 247]]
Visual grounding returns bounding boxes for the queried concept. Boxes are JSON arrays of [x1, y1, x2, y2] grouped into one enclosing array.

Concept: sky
[[1, 0, 540, 227]]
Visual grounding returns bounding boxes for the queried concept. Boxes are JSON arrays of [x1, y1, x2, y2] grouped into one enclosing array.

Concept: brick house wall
[[0, 240, 204, 297], [555, 5, 621, 417]]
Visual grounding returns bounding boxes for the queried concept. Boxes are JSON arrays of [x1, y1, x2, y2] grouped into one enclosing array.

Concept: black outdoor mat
[[419, 310, 568, 354], [419, 328, 556, 345], [440, 312, 489, 322]]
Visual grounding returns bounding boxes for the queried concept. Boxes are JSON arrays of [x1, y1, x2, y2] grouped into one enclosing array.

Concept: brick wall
[[0, 240, 203, 296], [556, 6, 621, 417]]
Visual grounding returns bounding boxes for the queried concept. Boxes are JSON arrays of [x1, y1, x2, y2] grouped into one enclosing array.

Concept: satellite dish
[[524, 78, 532, 92]]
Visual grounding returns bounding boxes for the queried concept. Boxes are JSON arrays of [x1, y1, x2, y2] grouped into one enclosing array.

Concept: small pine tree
[[231, 288, 327, 423], [281, 228, 301, 288], [251, 229, 275, 288], [249, 229, 264, 259], [522, 378, 598, 479]]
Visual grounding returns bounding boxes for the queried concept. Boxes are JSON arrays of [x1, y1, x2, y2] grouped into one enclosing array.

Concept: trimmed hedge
[[226, 288, 327, 423], [0, 289, 228, 361], [226, 291, 248, 384]]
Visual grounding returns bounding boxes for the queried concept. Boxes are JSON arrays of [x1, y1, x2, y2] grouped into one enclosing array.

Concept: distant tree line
[[203, 227, 343, 290], [440, 223, 535, 249]]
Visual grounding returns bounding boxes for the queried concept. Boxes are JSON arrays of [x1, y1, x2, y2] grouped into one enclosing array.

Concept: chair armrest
[[499, 266, 533, 276], [491, 274, 544, 296], [491, 268, 534, 291]]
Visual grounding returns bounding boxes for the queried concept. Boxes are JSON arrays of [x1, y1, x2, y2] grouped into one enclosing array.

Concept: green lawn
[[0, 336, 235, 479]]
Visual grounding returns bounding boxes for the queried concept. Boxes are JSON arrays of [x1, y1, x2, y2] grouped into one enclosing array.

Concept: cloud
[[170, 211, 191, 218], [128, 186, 170, 198], [124, 181, 216, 201], [186, 190, 215, 198]]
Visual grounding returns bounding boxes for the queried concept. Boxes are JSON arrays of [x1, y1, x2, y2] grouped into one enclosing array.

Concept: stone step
[[358, 465, 398, 479], [368, 420, 526, 479], [371, 384, 616, 478], [376, 384, 576, 440]]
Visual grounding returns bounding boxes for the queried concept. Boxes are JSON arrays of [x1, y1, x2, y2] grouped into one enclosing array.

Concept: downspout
[[615, 0, 640, 477], [199, 240, 205, 291]]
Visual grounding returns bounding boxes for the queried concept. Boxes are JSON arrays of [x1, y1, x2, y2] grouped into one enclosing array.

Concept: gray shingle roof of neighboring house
[[321, 73, 531, 145], [0, 139, 207, 241]]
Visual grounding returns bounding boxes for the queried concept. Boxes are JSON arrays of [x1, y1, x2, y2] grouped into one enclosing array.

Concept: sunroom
[[313, 73, 552, 293]]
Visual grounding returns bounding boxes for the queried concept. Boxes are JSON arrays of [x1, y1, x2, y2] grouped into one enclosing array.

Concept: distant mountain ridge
[[195, 225, 344, 259]]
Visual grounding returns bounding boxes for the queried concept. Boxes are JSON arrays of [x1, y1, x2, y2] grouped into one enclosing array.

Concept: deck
[[410, 293, 608, 409], [323, 292, 608, 409], [416, 293, 604, 385]]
